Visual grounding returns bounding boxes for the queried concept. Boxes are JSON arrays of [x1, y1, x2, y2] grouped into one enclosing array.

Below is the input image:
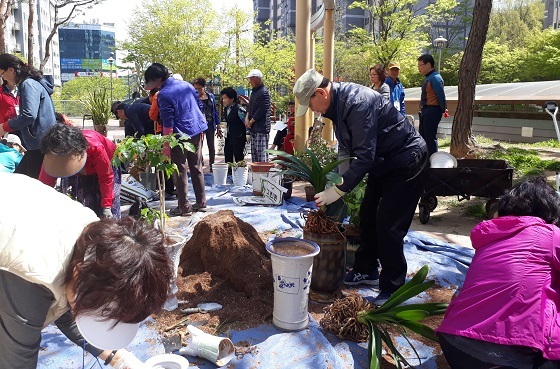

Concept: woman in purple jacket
[[437, 176, 560, 369]]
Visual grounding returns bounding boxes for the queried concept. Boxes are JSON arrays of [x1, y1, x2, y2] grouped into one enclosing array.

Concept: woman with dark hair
[[220, 87, 246, 169], [192, 77, 220, 171], [0, 53, 56, 178], [437, 176, 560, 369], [39, 123, 121, 219], [0, 173, 172, 368], [369, 64, 390, 100]]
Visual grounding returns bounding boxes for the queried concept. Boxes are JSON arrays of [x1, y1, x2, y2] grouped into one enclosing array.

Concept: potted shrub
[[267, 147, 353, 301], [320, 265, 448, 369], [82, 87, 112, 136], [227, 160, 248, 186]]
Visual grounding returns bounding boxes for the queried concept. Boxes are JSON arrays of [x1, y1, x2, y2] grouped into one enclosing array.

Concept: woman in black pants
[[220, 87, 247, 173]]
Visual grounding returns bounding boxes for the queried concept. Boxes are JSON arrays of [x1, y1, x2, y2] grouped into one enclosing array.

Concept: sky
[[75, 0, 253, 42]]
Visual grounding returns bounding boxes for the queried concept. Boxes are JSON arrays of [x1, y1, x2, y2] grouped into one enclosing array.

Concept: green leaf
[[395, 309, 430, 321], [397, 320, 439, 342]]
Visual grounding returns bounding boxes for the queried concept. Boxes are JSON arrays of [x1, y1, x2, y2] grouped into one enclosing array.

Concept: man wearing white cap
[[245, 69, 271, 162], [293, 69, 428, 305], [0, 173, 173, 368]]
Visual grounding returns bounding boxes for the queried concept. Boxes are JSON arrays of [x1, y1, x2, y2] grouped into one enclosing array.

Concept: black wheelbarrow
[[418, 159, 513, 224]]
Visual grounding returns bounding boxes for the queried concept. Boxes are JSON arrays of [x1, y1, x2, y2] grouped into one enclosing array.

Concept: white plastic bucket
[[266, 237, 320, 331], [212, 163, 228, 186], [232, 166, 248, 186], [163, 233, 186, 311]]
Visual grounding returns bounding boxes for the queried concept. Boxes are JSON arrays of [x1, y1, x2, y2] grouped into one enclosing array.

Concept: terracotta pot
[[93, 124, 108, 136]]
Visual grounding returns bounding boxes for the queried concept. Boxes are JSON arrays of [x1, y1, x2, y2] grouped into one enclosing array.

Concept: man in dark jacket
[[220, 87, 247, 174], [114, 102, 154, 137], [294, 69, 428, 305], [244, 69, 271, 162]]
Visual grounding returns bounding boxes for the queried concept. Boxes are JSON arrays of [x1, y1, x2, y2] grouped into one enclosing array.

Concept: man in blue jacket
[[114, 102, 154, 137], [384, 62, 406, 116], [143, 63, 207, 216], [418, 54, 446, 157], [245, 69, 271, 162], [294, 69, 428, 305]]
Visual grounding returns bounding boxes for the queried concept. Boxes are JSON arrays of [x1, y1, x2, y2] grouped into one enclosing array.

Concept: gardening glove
[[112, 349, 149, 369], [100, 208, 113, 219], [315, 186, 346, 207], [163, 141, 171, 159]]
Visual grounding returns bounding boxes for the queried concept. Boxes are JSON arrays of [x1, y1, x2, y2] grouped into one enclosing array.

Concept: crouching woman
[[437, 176, 560, 369], [0, 173, 172, 369]]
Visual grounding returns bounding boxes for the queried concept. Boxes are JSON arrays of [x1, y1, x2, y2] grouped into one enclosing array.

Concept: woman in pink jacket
[[38, 123, 121, 219], [437, 176, 560, 369]]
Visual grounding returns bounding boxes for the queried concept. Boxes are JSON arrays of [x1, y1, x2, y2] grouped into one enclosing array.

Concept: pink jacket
[[437, 216, 560, 359], [39, 130, 116, 208]]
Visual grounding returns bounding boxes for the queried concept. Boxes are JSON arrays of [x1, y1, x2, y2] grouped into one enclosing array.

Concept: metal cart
[[418, 159, 513, 224]]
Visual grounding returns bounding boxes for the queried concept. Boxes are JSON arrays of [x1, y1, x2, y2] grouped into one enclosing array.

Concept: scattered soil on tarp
[[150, 210, 274, 340], [150, 210, 454, 368]]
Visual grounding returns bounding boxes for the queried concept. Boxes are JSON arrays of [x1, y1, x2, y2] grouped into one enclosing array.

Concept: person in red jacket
[[38, 123, 121, 219], [0, 82, 18, 124]]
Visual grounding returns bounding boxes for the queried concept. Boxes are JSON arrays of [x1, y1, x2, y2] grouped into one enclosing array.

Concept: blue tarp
[[38, 174, 473, 368]]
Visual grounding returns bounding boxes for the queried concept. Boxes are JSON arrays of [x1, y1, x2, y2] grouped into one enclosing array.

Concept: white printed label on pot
[[274, 274, 300, 295]]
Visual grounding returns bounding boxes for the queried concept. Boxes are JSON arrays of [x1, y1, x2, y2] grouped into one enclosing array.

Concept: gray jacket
[[247, 83, 271, 134], [8, 77, 56, 150]]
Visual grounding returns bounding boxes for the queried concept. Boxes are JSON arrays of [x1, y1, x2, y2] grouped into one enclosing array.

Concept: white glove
[[100, 208, 113, 219], [315, 186, 345, 207], [112, 349, 149, 369]]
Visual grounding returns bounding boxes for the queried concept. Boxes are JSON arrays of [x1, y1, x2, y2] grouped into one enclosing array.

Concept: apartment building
[[544, 0, 560, 29], [3, 0, 61, 85]]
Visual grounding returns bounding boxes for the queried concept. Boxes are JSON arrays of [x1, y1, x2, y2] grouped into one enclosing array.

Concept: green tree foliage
[[121, 0, 225, 81], [249, 36, 296, 105], [55, 77, 128, 116], [488, 0, 544, 48]]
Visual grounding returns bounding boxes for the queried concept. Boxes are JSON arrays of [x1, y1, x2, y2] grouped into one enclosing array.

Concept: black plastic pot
[[281, 178, 294, 200]]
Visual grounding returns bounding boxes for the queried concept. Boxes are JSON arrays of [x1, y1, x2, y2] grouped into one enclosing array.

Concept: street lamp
[[107, 55, 114, 103], [433, 36, 447, 71]]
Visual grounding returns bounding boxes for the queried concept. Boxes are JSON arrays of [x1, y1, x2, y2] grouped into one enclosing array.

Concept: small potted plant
[[82, 87, 112, 136], [227, 159, 248, 186], [112, 134, 194, 231]]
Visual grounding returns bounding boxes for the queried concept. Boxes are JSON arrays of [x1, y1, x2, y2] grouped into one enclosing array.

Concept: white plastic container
[[163, 233, 186, 311], [232, 166, 248, 186], [179, 325, 235, 366], [266, 237, 320, 331], [212, 163, 228, 186]]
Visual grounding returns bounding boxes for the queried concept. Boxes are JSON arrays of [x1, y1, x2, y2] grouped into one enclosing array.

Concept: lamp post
[[433, 36, 447, 71], [107, 55, 114, 102]]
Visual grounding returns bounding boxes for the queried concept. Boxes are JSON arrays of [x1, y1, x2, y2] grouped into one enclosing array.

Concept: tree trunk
[[0, 0, 14, 53], [450, 0, 492, 158], [27, 0, 35, 67]]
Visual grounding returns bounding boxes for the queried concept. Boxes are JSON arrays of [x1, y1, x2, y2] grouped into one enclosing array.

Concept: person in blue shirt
[[0, 134, 24, 172], [417, 54, 446, 157], [384, 62, 406, 116]]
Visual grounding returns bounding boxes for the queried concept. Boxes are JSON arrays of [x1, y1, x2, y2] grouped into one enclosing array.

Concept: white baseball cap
[[293, 69, 324, 117], [245, 69, 263, 78]]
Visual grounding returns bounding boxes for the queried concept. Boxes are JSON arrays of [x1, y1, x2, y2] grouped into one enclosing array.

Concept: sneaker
[[343, 269, 379, 286], [368, 291, 392, 306], [169, 207, 192, 217]]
